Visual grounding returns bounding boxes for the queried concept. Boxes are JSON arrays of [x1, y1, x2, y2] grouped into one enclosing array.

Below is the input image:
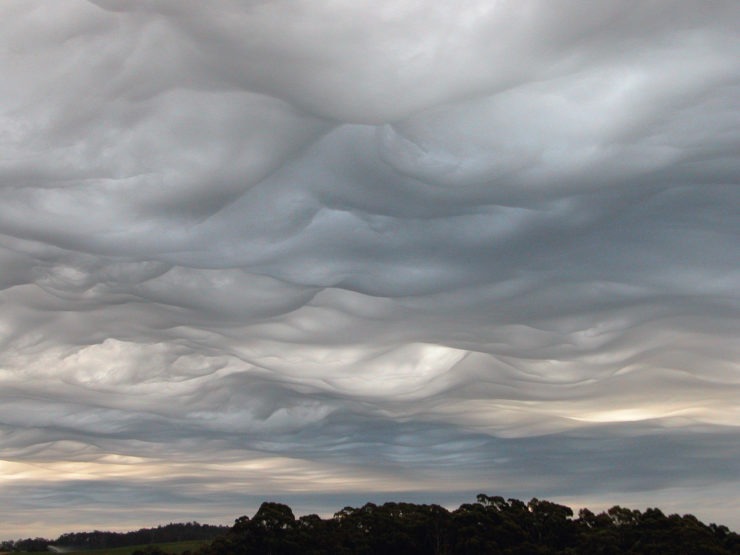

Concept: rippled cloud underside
[[1, 0, 739, 537]]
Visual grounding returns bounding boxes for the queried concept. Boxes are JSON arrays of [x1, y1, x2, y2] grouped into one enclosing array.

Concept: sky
[[1, 0, 740, 539]]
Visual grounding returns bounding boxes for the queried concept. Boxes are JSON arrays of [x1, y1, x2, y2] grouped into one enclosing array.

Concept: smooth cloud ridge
[[1, 0, 739, 537]]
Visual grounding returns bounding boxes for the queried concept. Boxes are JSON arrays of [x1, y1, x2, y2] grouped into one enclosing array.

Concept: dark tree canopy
[[3, 495, 739, 554], [196, 495, 740, 555]]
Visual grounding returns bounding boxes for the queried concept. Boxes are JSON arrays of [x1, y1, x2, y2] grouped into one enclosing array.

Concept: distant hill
[[1, 522, 227, 553]]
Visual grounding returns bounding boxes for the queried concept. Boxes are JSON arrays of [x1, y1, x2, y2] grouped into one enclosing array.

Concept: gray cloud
[[1, 0, 739, 538]]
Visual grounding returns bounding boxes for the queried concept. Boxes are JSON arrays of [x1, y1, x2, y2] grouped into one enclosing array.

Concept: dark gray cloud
[[1, 0, 739, 537]]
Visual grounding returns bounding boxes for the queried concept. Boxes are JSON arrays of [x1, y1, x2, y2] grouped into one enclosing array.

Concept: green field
[[16, 539, 211, 555]]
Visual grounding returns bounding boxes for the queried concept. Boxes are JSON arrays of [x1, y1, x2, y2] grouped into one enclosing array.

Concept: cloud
[[1, 0, 739, 537]]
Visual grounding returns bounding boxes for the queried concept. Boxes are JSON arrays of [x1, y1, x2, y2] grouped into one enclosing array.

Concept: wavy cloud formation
[[1, 0, 739, 537]]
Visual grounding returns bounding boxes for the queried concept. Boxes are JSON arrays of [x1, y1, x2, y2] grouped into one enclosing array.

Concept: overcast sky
[[1, 0, 740, 539]]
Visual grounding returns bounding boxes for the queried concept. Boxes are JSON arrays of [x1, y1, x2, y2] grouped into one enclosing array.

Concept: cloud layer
[[1, 0, 739, 537]]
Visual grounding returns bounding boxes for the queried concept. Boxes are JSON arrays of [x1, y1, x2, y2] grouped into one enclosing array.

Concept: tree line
[[200, 494, 740, 554], [0, 522, 228, 553], [4, 495, 740, 554]]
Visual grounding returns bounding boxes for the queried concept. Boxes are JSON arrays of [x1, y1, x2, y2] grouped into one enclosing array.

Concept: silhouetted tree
[[12, 494, 740, 555]]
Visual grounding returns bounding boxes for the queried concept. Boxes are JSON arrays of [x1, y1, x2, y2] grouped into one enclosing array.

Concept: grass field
[[16, 539, 211, 555]]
